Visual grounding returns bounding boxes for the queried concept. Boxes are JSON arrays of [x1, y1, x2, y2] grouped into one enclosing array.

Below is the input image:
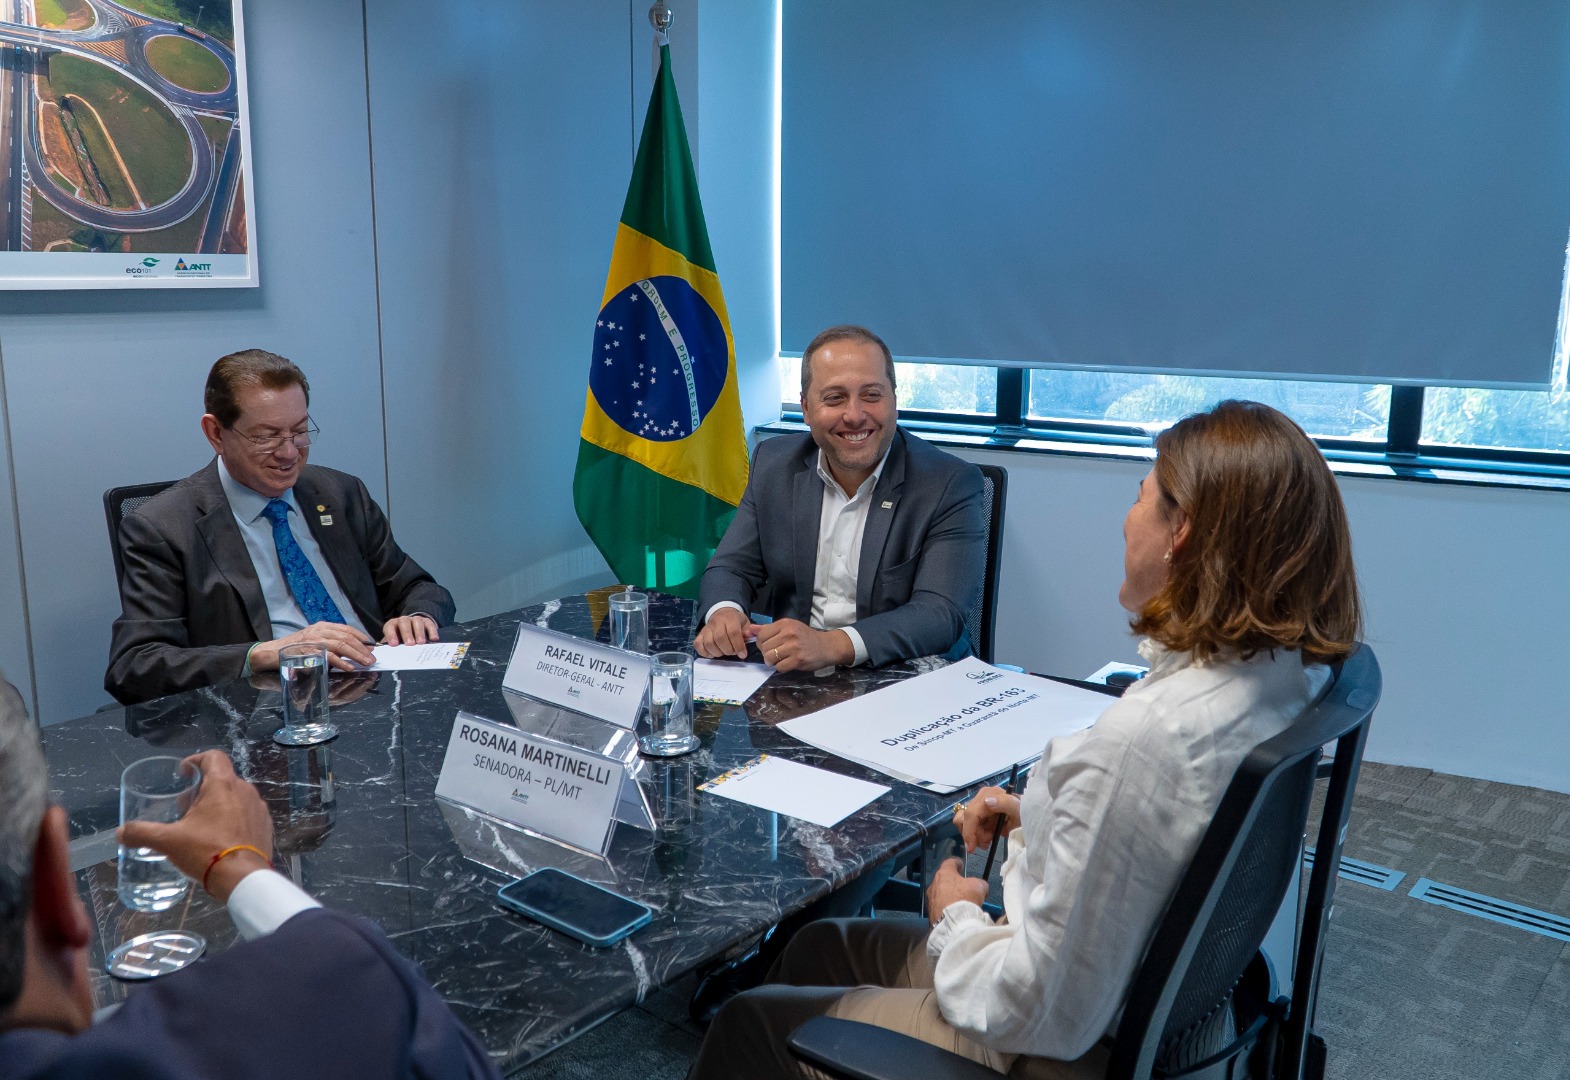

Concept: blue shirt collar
[[216, 456, 299, 525]]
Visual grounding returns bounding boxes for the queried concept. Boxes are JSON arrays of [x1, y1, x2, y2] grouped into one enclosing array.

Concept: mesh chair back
[[1105, 644, 1381, 1080], [1153, 753, 1318, 1070], [104, 481, 178, 587], [963, 464, 1007, 662]]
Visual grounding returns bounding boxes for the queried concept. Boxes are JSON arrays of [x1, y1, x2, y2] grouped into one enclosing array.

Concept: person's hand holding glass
[[110, 751, 275, 979], [117, 750, 275, 905], [117, 756, 202, 912]]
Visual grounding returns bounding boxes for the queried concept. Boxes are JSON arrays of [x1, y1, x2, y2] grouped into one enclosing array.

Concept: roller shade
[[781, 1, 1570, 388]]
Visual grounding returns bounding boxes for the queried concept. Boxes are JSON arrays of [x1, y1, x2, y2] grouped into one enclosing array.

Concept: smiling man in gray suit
[[696, 325, 985, 672], [105, 350, 455, 705]]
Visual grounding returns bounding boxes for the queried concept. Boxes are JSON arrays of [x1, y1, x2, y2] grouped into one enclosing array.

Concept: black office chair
[[963, 464, 1007, 664], [789, 644, 1381, 1080], [104, 481, 177, 587]]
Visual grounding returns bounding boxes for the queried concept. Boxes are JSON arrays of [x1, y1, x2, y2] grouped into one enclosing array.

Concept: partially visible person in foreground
[[0, 679, 499, 1080], [689, 399, 1362, 1079]]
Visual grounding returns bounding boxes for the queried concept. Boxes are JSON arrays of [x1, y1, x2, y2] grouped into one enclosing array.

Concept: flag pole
[[649, 3, 672, 44], [574, 0, 748, 599]]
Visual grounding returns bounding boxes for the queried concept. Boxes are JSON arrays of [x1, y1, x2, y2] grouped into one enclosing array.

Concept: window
[[776, 225, 1570, 467], [1420, 348, 1570, 454], [1027, 370, 1389, 442], [775, 1, 1570, 477], [779, 357, 1570, 477]]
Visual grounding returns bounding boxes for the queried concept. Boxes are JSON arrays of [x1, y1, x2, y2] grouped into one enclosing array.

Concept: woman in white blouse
[[689, 400, 1363, 1080]]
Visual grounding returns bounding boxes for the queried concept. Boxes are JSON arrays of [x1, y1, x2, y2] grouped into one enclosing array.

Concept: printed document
[[778, 657, 1112, 792], [693, 658, 773, 705], [698, 755, 889, 828], [367, 641, 471, 671]]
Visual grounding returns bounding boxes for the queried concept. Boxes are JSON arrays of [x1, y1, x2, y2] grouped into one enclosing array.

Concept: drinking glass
[[639, 651, 699, 757], [609, 590, 650, 654], [117, 756, 201, 912], [274, 643, 336, 746]]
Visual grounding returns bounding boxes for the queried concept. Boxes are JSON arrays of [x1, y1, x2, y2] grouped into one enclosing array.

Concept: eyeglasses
[[233, 421, 319, 454]]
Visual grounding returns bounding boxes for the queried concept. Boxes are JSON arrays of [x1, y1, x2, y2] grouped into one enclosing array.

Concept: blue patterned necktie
[[261, 499, 346, 625]]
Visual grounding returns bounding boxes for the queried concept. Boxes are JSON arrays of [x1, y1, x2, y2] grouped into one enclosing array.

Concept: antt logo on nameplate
[[435, 711, 626, 855], [501, 624, 652, 729]]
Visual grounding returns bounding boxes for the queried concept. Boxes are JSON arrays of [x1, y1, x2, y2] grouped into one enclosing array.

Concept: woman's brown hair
[[1131, 400, 1361, 664]]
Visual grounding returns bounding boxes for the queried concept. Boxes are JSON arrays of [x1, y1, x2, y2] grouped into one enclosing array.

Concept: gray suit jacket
[[105, 462, 455, 705], [698, 429, 985, 666]]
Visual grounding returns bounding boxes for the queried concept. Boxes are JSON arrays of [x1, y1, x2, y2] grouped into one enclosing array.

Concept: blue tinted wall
[[0, 0, 777, 721]]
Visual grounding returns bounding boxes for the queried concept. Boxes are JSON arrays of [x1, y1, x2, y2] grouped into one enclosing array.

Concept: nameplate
[[434, 711, 625, 855], [501, 623, 651, 729]]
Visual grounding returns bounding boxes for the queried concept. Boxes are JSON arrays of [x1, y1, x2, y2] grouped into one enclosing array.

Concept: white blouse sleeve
[[930, 723, 1149, 1059]]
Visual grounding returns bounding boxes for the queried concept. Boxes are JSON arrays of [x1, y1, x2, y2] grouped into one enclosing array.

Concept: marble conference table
[[41, 590, 985, 1074]]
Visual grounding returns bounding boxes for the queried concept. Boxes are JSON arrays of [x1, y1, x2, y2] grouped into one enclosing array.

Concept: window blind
[[781, 1, 1570, 388]]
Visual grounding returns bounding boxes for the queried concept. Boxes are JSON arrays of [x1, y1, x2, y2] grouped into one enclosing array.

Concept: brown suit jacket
[[105, 461, 455, 704]]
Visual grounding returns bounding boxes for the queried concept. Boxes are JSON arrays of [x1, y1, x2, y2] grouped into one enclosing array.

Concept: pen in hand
[[980, 762, 1021, 882]]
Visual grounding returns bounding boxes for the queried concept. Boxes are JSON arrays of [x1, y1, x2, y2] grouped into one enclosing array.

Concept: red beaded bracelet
[[202, 844, 268, 893]]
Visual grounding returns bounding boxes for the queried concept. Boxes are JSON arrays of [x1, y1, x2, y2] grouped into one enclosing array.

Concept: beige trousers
[[688, 918, 1108, 1080]]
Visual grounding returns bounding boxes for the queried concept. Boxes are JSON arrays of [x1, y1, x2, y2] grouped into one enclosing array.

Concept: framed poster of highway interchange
[[0, 0, 255, 288]]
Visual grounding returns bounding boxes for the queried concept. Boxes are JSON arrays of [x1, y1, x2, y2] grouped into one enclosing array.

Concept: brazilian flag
[[573, 41, 748, 598]]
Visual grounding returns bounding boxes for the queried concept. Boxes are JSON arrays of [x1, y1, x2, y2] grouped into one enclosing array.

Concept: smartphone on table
[[496, 867, 653, 948]]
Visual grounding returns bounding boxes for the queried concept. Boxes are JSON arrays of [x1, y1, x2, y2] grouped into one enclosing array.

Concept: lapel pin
[[319, 515, 333, 526], [316, 504, 326, 512], [881, 500, 894, 509]]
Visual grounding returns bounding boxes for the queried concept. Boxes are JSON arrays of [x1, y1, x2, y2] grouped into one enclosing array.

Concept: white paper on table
[[698, 755, 889, 828], [692, 658, 773, 705], [778, 657, 1113, 792], [366, 642, 471, 671]]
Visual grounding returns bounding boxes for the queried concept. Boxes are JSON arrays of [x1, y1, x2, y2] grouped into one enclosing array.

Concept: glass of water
[[639, 651, 700, 757], [609, 589, 650, 654], [274, 643, 337, 747], [118, 756, 201, 912]]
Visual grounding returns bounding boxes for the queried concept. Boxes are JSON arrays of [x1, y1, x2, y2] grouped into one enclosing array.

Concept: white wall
[[1, 0, 778, 722], [958, 446, 1570, 793], [362, 0, 777, 619], [0, 376, 30, 713], [363, 2, 637, 618], [697, 2, 781, 437], [0, 0, 386, 722]]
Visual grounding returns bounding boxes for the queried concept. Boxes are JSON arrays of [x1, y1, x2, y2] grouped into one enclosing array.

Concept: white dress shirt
[[217, 457, 369, 640], [926, 640, 1330, 1064], [707, 448, 890, 667], [227, 867, 323, 940]]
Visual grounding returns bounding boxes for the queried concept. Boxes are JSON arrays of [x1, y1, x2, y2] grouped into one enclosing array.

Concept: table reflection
[[43, 589, 970, 1073]]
